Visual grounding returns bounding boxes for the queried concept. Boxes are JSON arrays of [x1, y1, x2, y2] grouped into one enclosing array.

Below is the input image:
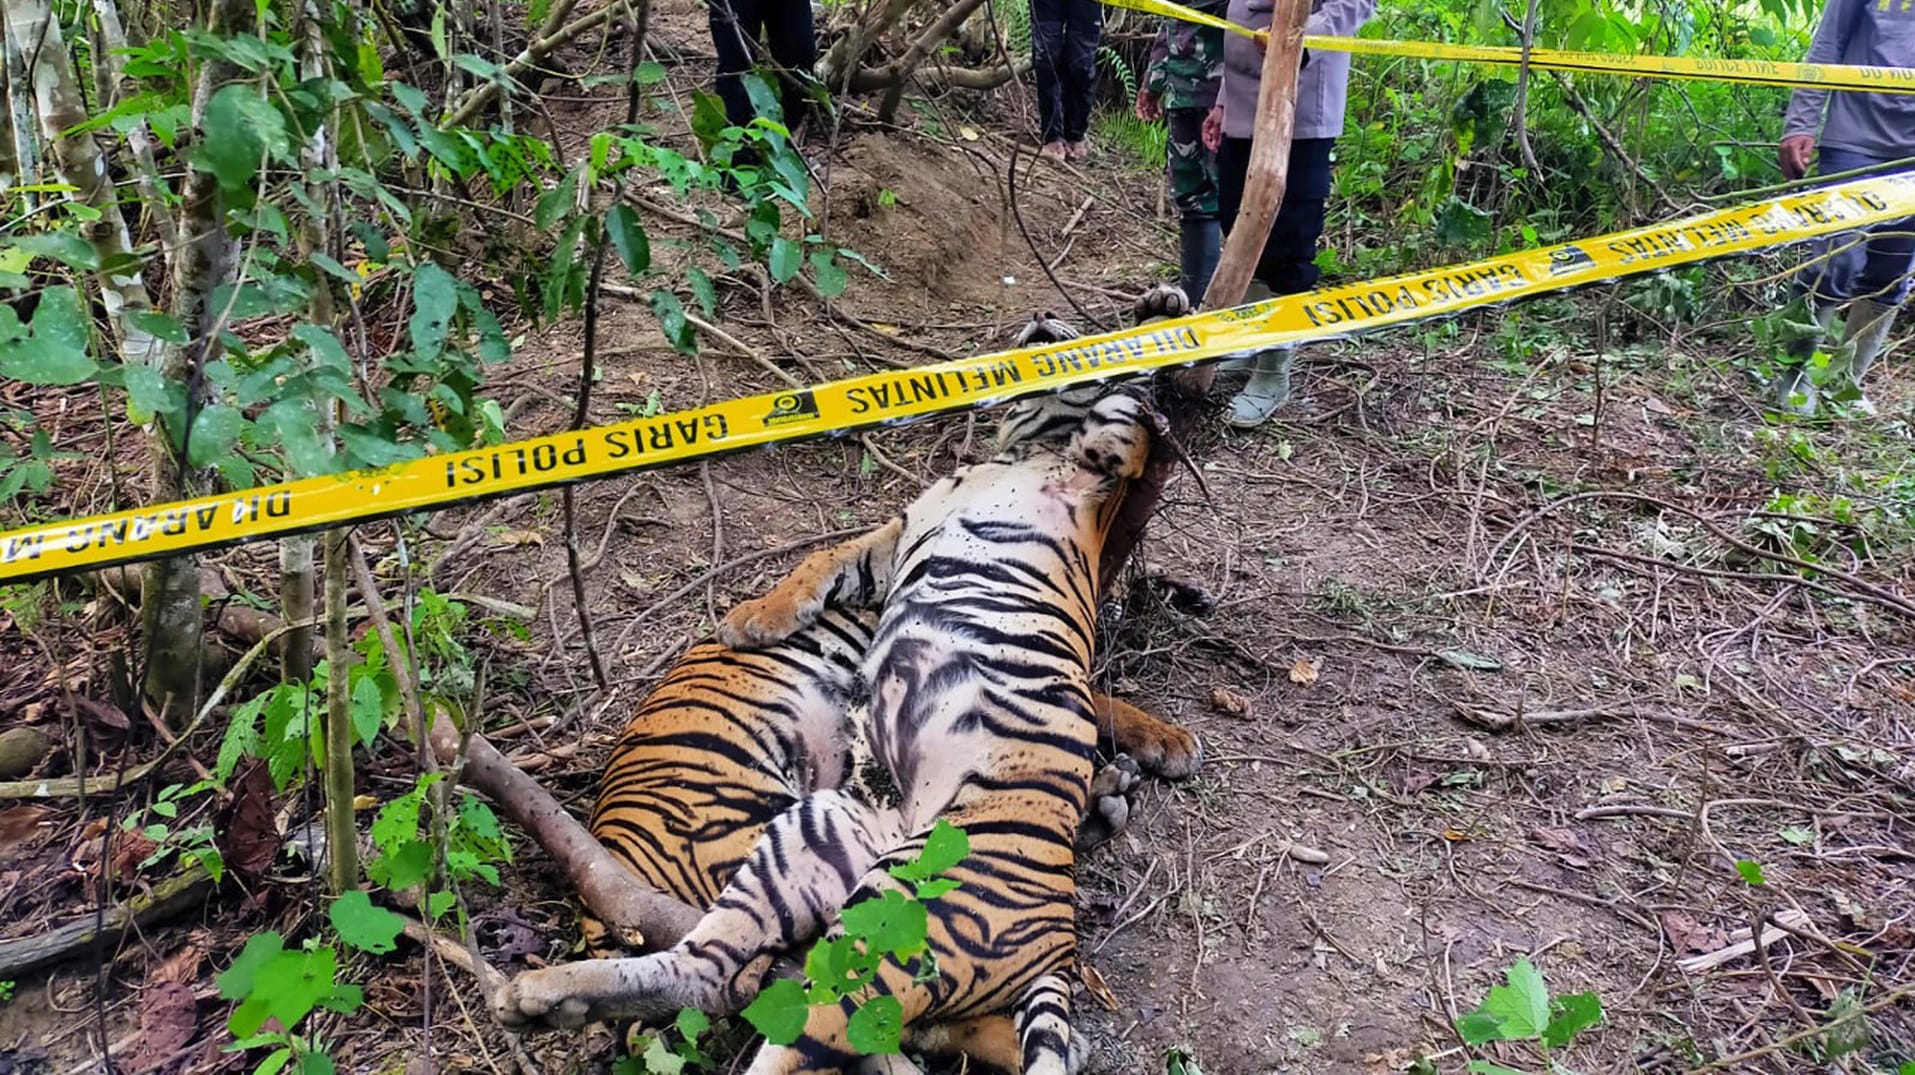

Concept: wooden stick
[[1677, 908, 1811, 974], [427, 711, 703, 946], [1098, 0, 1310, 590]]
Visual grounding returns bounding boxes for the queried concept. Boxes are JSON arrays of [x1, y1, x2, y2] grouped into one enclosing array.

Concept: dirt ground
[[3, 0, 1913, 1071]]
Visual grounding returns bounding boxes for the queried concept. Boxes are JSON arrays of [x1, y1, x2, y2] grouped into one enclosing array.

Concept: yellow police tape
[[1101, 0, 1915, 96], [3, 173, 1914, 583]]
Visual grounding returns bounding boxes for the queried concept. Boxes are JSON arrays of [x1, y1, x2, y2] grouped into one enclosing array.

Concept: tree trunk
[[1098, 0, 1309, 592], [322, 529, 358, 893], [144, 0, 252, 724]]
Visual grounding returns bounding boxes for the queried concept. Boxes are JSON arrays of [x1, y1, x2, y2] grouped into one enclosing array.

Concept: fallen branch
[[427, 710, 703, 946], [441, 0, 632, 128], [0, 865, 215, 979], [1450, 701, 1730, 735], [1677, 908, 1811, 975]]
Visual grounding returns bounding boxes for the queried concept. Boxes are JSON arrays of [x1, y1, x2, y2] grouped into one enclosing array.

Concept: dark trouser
[[1032, 0, 1102, 143], [1217, 136, 1335, 295], [708, 0, 816, 130], [1794, 147, 1915, 308]]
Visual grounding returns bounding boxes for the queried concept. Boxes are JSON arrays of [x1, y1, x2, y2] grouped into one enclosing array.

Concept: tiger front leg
[[719, 519, 902, 648]]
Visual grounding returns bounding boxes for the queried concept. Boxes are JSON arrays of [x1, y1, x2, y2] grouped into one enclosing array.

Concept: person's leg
[[1062, 0, 1103, 157], [762, 0, 818, 132], [708, 0, 763, 129], [1773, 146, 1877, 413], [1827, 207, 1915, 412], [1226, 139, 1335, 428], [1167, 108, 1221, 303], [1030, 0, 1068, 151]]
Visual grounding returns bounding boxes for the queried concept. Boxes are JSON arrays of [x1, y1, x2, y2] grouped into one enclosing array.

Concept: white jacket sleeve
[[1304, 0, 1377, 39]]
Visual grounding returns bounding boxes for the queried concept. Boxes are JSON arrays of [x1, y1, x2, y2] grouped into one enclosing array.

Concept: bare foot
[[1039, 140, 1069, 161], [1065, 139, 1089, 162]]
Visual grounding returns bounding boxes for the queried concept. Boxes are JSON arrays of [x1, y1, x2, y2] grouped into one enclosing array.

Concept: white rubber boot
[[1225, 347, 1295, 428], [1827, 296, 1897, 416]]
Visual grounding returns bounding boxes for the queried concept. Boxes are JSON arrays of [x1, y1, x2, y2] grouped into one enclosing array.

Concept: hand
[[1780, 134, 1815, 180], [1135, 89, 1163, 123], [1201, 105, 1224, 152]]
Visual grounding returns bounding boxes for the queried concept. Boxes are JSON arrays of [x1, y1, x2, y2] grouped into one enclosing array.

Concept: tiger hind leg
[[718, 520, 902, 648], [1015, 974, 1077, 1075], [494, 790, 901, 1029]]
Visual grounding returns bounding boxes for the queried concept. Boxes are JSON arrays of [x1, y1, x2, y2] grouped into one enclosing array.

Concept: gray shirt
[[1220, 0, 1377, 141], [1783, 0, 1915, 158]]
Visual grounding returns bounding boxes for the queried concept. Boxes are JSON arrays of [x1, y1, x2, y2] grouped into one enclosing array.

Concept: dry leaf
[[1439, 828, 1470, 842], [1206, 687, 1251, 719], [1642, 394, 1675, 416], [958, 125, 981, 141], [222, 762, 279, 881], [491, 528, 544, 547], [122, 982, 198, 1075], [1528, 826, 1595, 868], [867, 322, 902, 336], [150, 942, 205, 986], [1289, 657, 1321, 686], [1659, 910, 1729, 954], [0, 805, 53, 862], [1078, 963, 1119, 1012]]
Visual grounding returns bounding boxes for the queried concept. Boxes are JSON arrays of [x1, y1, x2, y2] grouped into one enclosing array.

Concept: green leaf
[[768, 237, 802, 284], [1777, 825, 1814, 846], [804, 935, 871, 997], [891, 819, 969, 883], [1435, 197, 1493, 246], [9, 231, 100, 269], [604, 204, 650, 276], [252, 1047, 293, 1075], [686, 268, 716, 318], [218, 932, 287, 1000], [0, 286, 97, 385], [912, 878, 961, 899], [229, 945, 339, 1037], [329, 890, 406, 954], [1459, 958, 1549, 1044], [838, 890, 928, 960], [187, 405, 246, 469], [292, 325, 352, 370], [1735, 859, 1767, 886], [127, 310, 189, 345], [649, 290, 696, 356], [337, 425, 424, 468], [409, 263, 458, 358], [368, 840, 433, 890], [846, 994, 904, 1055], [1464, 1063, 1529, 1075], [1541, 991, 1604, 1049], [349, 676, 384, 747], [674, 1008, 710, 1041], [642, 1035, 685, 1075], [810, 250, 847, 299], [635, 60, 668, 84], [257, 399, 334, 478], [740, 977, 810, 1045], [197, 85, 290, 191], [296, 1051, 336, 1075]]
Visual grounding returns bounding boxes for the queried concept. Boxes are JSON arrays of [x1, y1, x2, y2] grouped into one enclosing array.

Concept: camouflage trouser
[[1167, 107, 1220, 222]]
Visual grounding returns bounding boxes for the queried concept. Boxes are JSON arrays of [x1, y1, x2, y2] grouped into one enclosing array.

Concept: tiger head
[[995, 308, 1161, 455]]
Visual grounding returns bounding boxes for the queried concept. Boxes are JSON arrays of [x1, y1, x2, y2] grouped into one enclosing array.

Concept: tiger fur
[[501, 288, 1194, 1072]]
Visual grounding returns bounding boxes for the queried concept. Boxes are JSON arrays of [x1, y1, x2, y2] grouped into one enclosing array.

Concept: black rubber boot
[[1180, 217, 1221, 307]]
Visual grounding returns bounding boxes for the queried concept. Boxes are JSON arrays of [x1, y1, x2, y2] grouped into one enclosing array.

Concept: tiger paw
[[717, 592, 816, 649], [1126, 720, 1201, 782], [492, 970, 601, 1030], [1076, 754, 1141, 850], [1070, 395, 1153, 480], [1132, 283, 1192, 325]]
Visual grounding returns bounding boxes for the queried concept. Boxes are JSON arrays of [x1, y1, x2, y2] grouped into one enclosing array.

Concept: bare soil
[[2, 1, 1912, 1072]]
